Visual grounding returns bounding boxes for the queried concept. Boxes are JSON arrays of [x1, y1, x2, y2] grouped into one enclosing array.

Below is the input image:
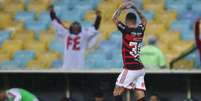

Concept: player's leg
[[114, 69, 138, 96], [135, 90, 145, 101], [113, 69, 128, 96], [113, 86, 126, 96], [134, 72, 146, 101]]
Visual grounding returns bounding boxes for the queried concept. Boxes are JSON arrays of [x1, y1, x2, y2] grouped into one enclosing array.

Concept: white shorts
[[116, 68, 146, 91]]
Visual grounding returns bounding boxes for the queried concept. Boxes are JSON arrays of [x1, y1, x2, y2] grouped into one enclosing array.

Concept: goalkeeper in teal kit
[[0, 88, 39, 101]]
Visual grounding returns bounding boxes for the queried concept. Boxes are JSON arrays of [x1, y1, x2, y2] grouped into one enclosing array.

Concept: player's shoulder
[[61, 29, 70, 35], [84, 26, 95, 31], [82, 26, 98, 35], [138, 23, 145, 28], [137, 23, 146, 31], [117, 21, 126, 28]]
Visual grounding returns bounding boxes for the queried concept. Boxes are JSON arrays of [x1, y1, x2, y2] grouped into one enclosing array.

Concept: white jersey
[[52, 20, 99, 69]]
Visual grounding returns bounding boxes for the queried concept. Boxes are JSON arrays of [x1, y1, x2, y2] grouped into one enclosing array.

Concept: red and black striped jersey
[[117, 21, 145, 70]]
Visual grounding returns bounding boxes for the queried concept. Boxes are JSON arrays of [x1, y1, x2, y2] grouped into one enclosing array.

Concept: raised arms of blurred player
[[49, 5, 63, 26], [49, 5, 101, 30], [49, 5, 102, 68], [49, 5, 102, 42], [83, 9, 102, 48], [50, 6, 102, 30], [94, 10, 102, 30]]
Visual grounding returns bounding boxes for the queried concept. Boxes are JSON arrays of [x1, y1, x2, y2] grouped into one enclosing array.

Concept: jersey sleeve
[[116, 21, 126, 33], [7, 89, 22, 101], [138, 23, 146, 33], [84, 27, 99, 48], [52, 19, 68, 41], [86, 26, 99, 36]]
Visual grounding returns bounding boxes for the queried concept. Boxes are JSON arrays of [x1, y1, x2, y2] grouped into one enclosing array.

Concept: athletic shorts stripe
[[119, 69, 128, 84]]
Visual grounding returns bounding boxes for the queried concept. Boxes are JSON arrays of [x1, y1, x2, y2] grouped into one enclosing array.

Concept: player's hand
[[119, 3, 127, 10], [48, 5, 54, 11], [95, 9, 101, 16]]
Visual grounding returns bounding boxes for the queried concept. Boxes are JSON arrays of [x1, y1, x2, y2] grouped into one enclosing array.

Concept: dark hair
[[69, 21, 82, 34], [126, 12, 137, 21]]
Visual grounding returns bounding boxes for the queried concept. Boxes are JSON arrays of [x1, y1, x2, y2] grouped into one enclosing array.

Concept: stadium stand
[[0, 0, 200, 69]]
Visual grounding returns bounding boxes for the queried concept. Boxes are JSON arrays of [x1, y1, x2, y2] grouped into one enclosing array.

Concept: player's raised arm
[[132, 4, 147, 27], [93, 9, 102, 30], [49, 5, 62, 24], [49, 5, 68, 41], [49, 5, 69, 29], [112, 5, 125, 25], [112, 4, 128, 33]]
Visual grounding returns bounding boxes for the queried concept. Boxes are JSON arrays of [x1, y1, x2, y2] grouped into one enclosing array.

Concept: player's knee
[[135, 90, 145, 100], [113, 88, 119, 96], [118, 88, 125, 95], [113, 87, 125, 96]]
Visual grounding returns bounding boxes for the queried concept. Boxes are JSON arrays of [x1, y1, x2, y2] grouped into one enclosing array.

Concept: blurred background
[[0, 0, 201, 101]]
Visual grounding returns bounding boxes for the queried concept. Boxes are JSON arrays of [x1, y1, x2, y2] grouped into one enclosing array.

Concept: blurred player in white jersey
[[49, 5, 102, 69]]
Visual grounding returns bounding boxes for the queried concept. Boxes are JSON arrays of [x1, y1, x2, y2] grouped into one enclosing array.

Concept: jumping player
[[49, 5, 102, 69], [0, 88, 39, 101], [112, 3, 147, 101]]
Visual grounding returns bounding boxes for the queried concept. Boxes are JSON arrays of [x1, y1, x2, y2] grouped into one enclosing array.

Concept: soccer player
[[112, 3, 147, 101], [0, 88, 39, 101], [49, 5, 102, 69]]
